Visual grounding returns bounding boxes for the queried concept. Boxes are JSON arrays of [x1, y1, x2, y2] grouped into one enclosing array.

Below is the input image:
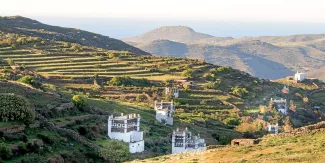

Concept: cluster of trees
[[0, 34, 44, 48], [0, 93, 35, 124], [212, 66, 232, 74], [108, 76, 150, 87]]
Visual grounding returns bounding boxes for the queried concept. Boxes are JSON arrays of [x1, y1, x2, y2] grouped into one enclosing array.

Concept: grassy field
[[136, 130, 325, 163]]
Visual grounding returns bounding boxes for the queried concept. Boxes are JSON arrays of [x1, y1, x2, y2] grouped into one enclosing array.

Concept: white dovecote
[[107, 113, 144, 153], [172, 127, 206, 154], [154, 100, 175, 125]]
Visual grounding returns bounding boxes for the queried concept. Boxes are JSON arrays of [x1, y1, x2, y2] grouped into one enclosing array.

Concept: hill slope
[[0, 16, 149, 55], [128, 26, 325, 80], [124, 26, 233, 44], [136, 122, 325, 163]]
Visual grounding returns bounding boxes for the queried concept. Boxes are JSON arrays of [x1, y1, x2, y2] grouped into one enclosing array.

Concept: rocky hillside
[[127, 26, 325, 80], [0, 16, 149, 55]]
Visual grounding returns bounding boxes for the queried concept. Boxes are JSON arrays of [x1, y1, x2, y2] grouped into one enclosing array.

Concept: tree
[[182, 69, 193, 78], [99, 140, 130, 162], [0, 94, 35, 124], [72, 95, 86, 109], [230, 86, 248, 97]]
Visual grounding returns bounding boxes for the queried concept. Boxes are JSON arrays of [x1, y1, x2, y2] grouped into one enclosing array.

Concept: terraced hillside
[[0, 16, 149, 55], [126, 26, 325, 80], [2, 31, 325, 162]]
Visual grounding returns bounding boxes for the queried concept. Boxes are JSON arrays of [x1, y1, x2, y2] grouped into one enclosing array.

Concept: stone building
[[231, 139, 260, 146], [107, 113, 144, 153], [295, 71, 306, 82], [268, 123, 279, 134], [271, 98, 288, 115], [154, 100, 175, 125], [165, 87, 179, 98], [172, 127, 206, 154]]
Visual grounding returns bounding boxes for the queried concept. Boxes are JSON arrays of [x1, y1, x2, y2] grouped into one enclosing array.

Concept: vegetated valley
[[1, 16, 325, 162]]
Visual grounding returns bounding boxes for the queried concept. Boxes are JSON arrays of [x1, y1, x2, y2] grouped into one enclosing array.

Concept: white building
[[268, 123, 279, 134], [107, 113, 144, 153], [271, 98, 288, 115], [172, 127, 206, 154], [154, 100, 175, 125], [294, 71, 306, 82], [165, 87, 179, 98]]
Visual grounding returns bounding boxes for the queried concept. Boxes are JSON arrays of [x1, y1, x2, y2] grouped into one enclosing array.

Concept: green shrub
[[99, 140, 130, 162], [6, 58, 15, 66], [231, 86, 249, 97], [0, 143, 13, 160], [72, 95, 86, 109], [0, 93, 35, 124], [17, 75, 42, 89], [182, 69, 193, 78], [108, 76, 150, 87]]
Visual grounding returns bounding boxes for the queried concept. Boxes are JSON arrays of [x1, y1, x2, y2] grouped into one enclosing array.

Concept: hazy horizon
[[1, 0, 325, 39], [6, 16, 323, 39]]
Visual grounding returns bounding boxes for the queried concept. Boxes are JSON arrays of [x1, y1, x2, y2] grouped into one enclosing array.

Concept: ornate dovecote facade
[[154, 100, 175, 125], [271, 98, 288, 115], [107, 113, 144, 153], [172, 127, 206, 154], [165, 87, 179, 98]]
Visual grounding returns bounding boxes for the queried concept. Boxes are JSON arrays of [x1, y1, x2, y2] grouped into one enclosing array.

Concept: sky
[[1, 0, 325, 38]]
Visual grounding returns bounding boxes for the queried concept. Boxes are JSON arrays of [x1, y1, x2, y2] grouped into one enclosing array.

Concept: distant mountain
[[124, 26, 233, 44], [128, 26, 325, 80], [0, 16, 149, 55]]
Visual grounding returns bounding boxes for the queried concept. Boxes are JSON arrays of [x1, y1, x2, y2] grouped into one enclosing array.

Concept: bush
[[0, 93, 35, 124], [108, 76, 150, 87], [6, 58, 15, 66], [231, 86, 248, 97], [0, 143, 13, 160], [37, 133, 58, 145], [72, 95, 86, 109], [182, 69, 193, 78], [17, 75, 42, 89], [99, 140, 130, 162], [213, 66, 231, 73], [223, 117, 240, 126]]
